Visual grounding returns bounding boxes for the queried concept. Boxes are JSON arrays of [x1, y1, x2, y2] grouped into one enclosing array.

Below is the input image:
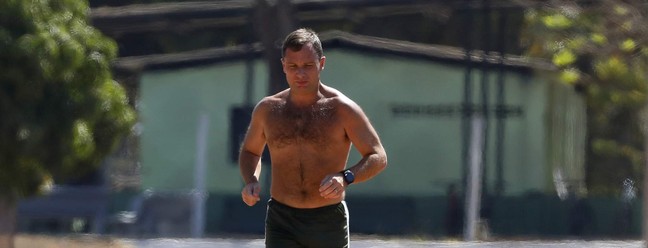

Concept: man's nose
[[296, 68, 306, 77]]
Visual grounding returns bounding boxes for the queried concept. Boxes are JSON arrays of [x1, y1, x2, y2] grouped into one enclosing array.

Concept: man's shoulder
[[251, 95, 284, 117], [259, 95, 284, 104], [258, 91, 288, 106], [321, 84, 353, 104], [320, 87, 363, 116]]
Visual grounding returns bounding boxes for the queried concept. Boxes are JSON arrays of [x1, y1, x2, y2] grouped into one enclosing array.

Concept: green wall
[[139, 60, 268, 192], [139, 48, 559, 197], [322, 49, 549, 196]]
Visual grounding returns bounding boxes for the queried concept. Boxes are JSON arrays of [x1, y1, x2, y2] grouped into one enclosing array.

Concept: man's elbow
[[239, 149, 263, 165], [375, 151, 388, 172]]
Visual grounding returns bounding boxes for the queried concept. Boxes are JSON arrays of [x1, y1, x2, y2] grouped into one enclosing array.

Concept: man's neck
[[288, 85, 324, 107]]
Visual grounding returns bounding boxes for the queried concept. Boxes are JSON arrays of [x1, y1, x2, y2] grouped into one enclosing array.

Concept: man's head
[[282, 28, 323, 59], [281, 28, 326, 93]]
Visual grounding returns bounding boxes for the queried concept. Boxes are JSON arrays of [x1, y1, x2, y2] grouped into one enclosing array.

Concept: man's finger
[[252, 184, 260, 197], [242, 192, 259, 205], [320, 184, 338, 197], [244, 198, 257, 206], [319, 181, 335, 193], [322, 187, 342, 198], [320, 176, 333, 187]]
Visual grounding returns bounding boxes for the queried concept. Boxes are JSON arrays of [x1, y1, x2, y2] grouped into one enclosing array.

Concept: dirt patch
[[15, 234, 131, 248]]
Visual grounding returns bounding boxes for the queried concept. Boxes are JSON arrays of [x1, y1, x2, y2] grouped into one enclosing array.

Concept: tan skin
[[239, 43, 387, 208]]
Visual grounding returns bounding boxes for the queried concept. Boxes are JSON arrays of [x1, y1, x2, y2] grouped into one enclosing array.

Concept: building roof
[[112, 30, 552, 74], [92, 0, 470, 35]]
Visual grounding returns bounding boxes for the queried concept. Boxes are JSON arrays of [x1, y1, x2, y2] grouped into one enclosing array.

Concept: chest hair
[[268, 101, 336, 148]]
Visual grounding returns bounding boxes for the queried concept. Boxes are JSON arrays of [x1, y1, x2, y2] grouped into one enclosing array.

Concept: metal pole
[[479, 0, 491, 204], [465, 116, 485, 241], [461, 0, 475, 204], [191, 113, 209, 238], [460, 0, 476, 240]]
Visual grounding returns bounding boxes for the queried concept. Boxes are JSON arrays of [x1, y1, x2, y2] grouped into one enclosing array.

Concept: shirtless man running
[[239, 28, 387, 248]]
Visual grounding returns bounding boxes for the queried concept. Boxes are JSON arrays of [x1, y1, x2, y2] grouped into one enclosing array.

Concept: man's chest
[[265, 105, 344, 148]]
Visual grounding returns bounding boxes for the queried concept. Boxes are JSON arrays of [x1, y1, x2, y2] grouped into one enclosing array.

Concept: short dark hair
[[282, 28, 323, 59]]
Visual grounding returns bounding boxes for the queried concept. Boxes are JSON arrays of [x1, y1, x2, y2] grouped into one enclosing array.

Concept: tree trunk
[[0, 198, 16, 248], [253, 0, 296, 95]]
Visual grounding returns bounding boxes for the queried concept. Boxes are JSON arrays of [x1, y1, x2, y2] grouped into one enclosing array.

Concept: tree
[[522, 0, 648, 196], [0, 0, 135, 246]]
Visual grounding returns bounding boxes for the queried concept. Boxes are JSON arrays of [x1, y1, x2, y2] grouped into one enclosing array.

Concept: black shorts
[[265, 198, 349, 248]]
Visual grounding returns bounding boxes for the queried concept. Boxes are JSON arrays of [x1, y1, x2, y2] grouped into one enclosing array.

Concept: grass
[[15, 234, 131, 248]]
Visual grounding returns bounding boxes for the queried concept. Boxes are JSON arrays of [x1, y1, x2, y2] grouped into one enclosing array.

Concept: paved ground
[[122, 238, 645, 248]]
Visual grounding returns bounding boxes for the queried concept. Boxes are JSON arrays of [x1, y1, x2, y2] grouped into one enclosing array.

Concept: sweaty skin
[[240, 43, 387, 209]]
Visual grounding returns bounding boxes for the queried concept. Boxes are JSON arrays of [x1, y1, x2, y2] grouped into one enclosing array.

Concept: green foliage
[[552, 49, 576, 67], [542, 14, 573, 29], [522, 0, 648, 196], [0, 0, 135, 200], [559, 68, 580, 85]]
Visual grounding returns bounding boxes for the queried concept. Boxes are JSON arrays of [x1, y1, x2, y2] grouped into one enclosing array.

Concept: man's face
[[281, 43, 326, 93]]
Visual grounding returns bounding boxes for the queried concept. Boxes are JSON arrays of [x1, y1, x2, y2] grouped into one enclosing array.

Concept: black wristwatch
[[341, 169, 355, 185]]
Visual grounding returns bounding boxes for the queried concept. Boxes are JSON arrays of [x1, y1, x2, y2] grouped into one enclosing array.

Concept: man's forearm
[[239, 150, 262, 184], [348, 152, 387, 184]]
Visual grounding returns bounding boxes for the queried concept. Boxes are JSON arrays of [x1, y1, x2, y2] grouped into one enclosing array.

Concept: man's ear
[[281, 58, 287, 73], [319, 56, 326, 71]]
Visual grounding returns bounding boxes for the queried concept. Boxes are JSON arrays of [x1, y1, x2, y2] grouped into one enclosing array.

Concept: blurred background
[[4, 0, 648, 244]]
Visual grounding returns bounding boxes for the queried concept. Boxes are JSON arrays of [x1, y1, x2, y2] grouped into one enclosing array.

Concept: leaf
[[542, 14, 572, 29], [590, 33, 607, 45], [552, 49, 576, 67], [620, 39, 636, 52], [559, 68, 580, 85], [614, 5, 629, 16], [595, 57, 628, 80], [72, 119, 95, 160]]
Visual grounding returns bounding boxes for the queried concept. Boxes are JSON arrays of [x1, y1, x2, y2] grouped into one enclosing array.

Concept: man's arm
[[341, 99, 387, 184], [239, 101, 268, 206], [318, 97, 387, 198]]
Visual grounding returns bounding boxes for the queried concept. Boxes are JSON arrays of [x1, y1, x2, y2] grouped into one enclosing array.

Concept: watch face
[[344, 170, 355, 184]]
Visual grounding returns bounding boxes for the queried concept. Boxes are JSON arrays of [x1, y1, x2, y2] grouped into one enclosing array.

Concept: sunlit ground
[[122, 239, 644, 248], [15, 234, 128, 248], [14, 234, 645, 248]]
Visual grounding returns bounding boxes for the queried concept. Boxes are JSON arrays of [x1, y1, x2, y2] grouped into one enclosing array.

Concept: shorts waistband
[[269, 198, 344, 214]]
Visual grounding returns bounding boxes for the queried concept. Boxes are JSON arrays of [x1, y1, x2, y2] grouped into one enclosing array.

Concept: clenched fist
[[241, 182, 261, 206]]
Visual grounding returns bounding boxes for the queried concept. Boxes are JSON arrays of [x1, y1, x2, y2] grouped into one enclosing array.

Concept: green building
[[113, 30, 590, 236]]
